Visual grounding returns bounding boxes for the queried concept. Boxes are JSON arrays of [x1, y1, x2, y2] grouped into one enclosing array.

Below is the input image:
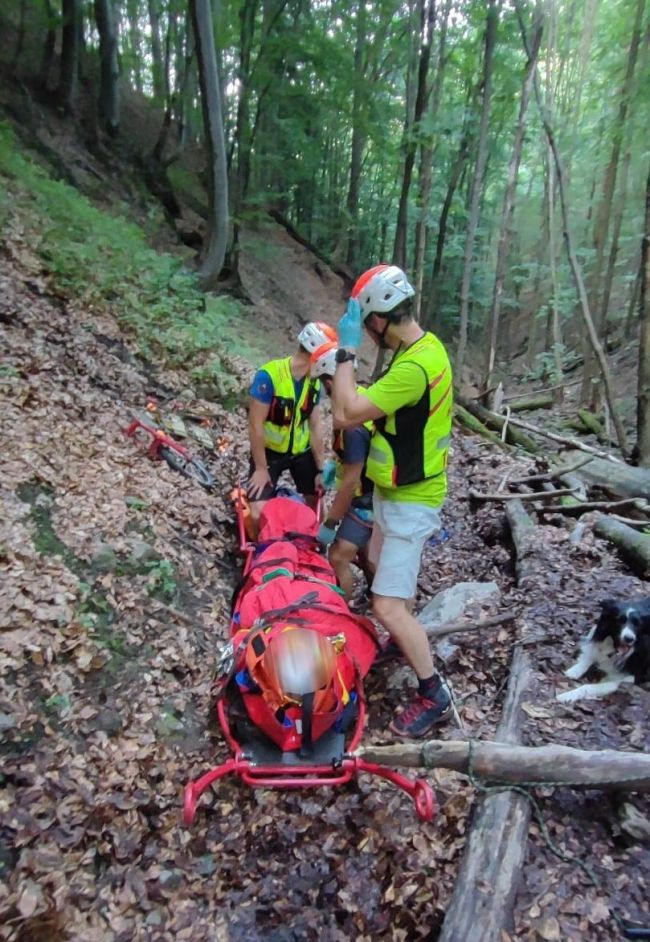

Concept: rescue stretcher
[[183, 489, 437, 824]]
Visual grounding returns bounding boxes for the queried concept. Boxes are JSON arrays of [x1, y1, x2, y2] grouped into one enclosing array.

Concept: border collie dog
[[557, 598, 650, 703]]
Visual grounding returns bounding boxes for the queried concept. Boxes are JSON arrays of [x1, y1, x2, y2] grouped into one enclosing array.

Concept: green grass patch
[[0, 122, 262, 393]]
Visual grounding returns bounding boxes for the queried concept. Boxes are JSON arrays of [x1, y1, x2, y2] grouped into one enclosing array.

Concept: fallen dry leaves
[[1, 246, 649, 942]]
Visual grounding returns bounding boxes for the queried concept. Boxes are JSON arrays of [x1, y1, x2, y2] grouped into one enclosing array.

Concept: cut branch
[[425, 610, 517, 639], [509, 456, 594, 485], [538, 497, 649, 516], [469, 487, 578, 503], [357, 739, 650, 791]]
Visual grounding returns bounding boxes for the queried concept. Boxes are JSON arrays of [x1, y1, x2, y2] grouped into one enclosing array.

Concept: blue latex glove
[[318, 522, 338, 545], [338, 298, 363, 350], [322, 459, 338, 490]]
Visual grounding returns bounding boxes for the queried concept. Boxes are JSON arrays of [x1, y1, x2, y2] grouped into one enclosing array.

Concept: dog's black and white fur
[[557, 597, 650, 703]]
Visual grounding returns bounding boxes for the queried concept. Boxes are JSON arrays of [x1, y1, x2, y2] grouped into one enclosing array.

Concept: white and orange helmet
[[297, 321, 338, 354], [351, 264, 415, 319], [309, 340, 337, 378]]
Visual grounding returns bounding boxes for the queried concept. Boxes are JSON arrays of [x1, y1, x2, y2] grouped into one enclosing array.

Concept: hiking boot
[[373, 637, 404, 667], [389, 682, 452, 739]]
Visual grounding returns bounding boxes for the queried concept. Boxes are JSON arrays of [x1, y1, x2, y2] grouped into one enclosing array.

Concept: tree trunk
[[147, 0, 166, 101], [485, 14, 543, 390], [126, 0, 143, 94], [413, 0, 451, 317], [393, 0, 436, 269], [345, 0, 367, 269], [189, 0, 229, 288], [58, 0, 82, 110], [93, 0, 120, 135], [39, 0, 57, 90], [517, 8, 629, 457], [358, 739, 650, 791], [455, 0, 498, 379], [593, 516, 650, 576], [557, 450, 650, 499], [580, 0, 645, 406], [438, 646, 533, 942], [636, 165, 650, 465]]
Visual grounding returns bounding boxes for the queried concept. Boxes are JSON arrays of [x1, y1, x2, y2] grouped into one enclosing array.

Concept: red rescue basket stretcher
[[183, 488, 436, 824]]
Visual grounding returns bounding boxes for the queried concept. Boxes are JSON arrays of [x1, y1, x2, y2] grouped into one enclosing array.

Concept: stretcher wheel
[[414, 779, 436, 822], [183, 784, 197, 826]]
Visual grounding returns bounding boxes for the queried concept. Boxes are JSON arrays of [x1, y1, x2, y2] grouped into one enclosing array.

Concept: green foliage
[[0, 123, 261, 388], [145, 558, 176, 601], [524, 344, 581, 383]]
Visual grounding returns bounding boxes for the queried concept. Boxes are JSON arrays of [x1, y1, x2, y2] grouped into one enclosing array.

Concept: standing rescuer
[[246, 322, 337, 523], [331, 264, 454, 738]]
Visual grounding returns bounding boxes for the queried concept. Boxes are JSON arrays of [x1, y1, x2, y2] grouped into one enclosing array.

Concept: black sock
[[418, 674, 440, 697]]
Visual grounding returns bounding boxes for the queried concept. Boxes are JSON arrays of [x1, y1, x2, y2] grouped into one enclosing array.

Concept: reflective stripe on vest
[[366, 333, 453, 490], [262, 357, 320, 455]]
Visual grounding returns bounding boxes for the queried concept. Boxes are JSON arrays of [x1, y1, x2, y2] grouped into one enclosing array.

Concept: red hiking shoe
[[390, 682, 452, 739]]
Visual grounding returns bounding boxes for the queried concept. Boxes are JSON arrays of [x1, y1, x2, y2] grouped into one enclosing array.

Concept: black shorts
[[248, 448, 318, 501]]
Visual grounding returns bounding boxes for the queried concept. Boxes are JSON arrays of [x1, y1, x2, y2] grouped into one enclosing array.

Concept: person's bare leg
[[372, 594, 435, 679], [329, 538, 359, 601]]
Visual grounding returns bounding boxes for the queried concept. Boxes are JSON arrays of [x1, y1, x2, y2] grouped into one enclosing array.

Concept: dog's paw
[[556, 687, 584, 703], [564, 664, 585, 680]]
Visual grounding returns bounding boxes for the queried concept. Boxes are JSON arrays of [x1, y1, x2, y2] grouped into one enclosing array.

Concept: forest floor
[[1, 84, 649, 942], [2, 223, 650, 942]]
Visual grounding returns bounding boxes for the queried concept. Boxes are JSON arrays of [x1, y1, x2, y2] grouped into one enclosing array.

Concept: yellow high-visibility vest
[[366, 333, 452, 490], [260, 357, 320, 455]]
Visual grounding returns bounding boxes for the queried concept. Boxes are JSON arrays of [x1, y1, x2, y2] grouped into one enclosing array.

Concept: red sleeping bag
[[229, 496, 378, 753]]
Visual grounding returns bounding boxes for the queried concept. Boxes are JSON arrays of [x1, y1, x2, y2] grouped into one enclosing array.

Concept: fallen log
[[469, 486, 578, 503], [482, 408, 624, 462], [456, 393, 540, 453], [426, 610, 517, 639], [509, 455, 593, 486], [557, 449, 650, 500], [437, 647, 533, 942], [593, 515, 650, 576], [357, 739, 650, 791], [454, 404, 509, 450], [576, 408, 612, 445], [507, 394, 554, 411], [538, 497, 649, 516]]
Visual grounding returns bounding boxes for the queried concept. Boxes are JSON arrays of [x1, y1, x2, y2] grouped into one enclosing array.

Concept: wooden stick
[[504, 414, 623, 462], [538, 497, 649, 516], [425, 610, 517, 639], [358, 739, 650, 791], [469, 487, 578, 502], [509, 456, 594, 485]]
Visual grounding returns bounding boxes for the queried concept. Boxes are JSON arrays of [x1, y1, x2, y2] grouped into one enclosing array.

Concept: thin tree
[[93, 0, 120, 135], [189, 0, 229, 288], [455, 0, 498, 379], [413, 0, 451, 315], [393, 0, 436, 269], [580, 0, 646, 405], [147, 0, 166, 101], [636, 166, 650, 465], [484, 10, 543, 390], [516, 1, 629, 457], [58, 0, 82, 110]]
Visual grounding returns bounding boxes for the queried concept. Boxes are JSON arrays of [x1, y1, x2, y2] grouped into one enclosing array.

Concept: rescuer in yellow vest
[[247, 322, 337, 523], [331, 265, 454, 739]]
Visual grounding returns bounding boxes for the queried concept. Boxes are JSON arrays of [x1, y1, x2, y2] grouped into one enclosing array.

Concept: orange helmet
[[298, 321, 338, 354], [351, 264, 414, 319]]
